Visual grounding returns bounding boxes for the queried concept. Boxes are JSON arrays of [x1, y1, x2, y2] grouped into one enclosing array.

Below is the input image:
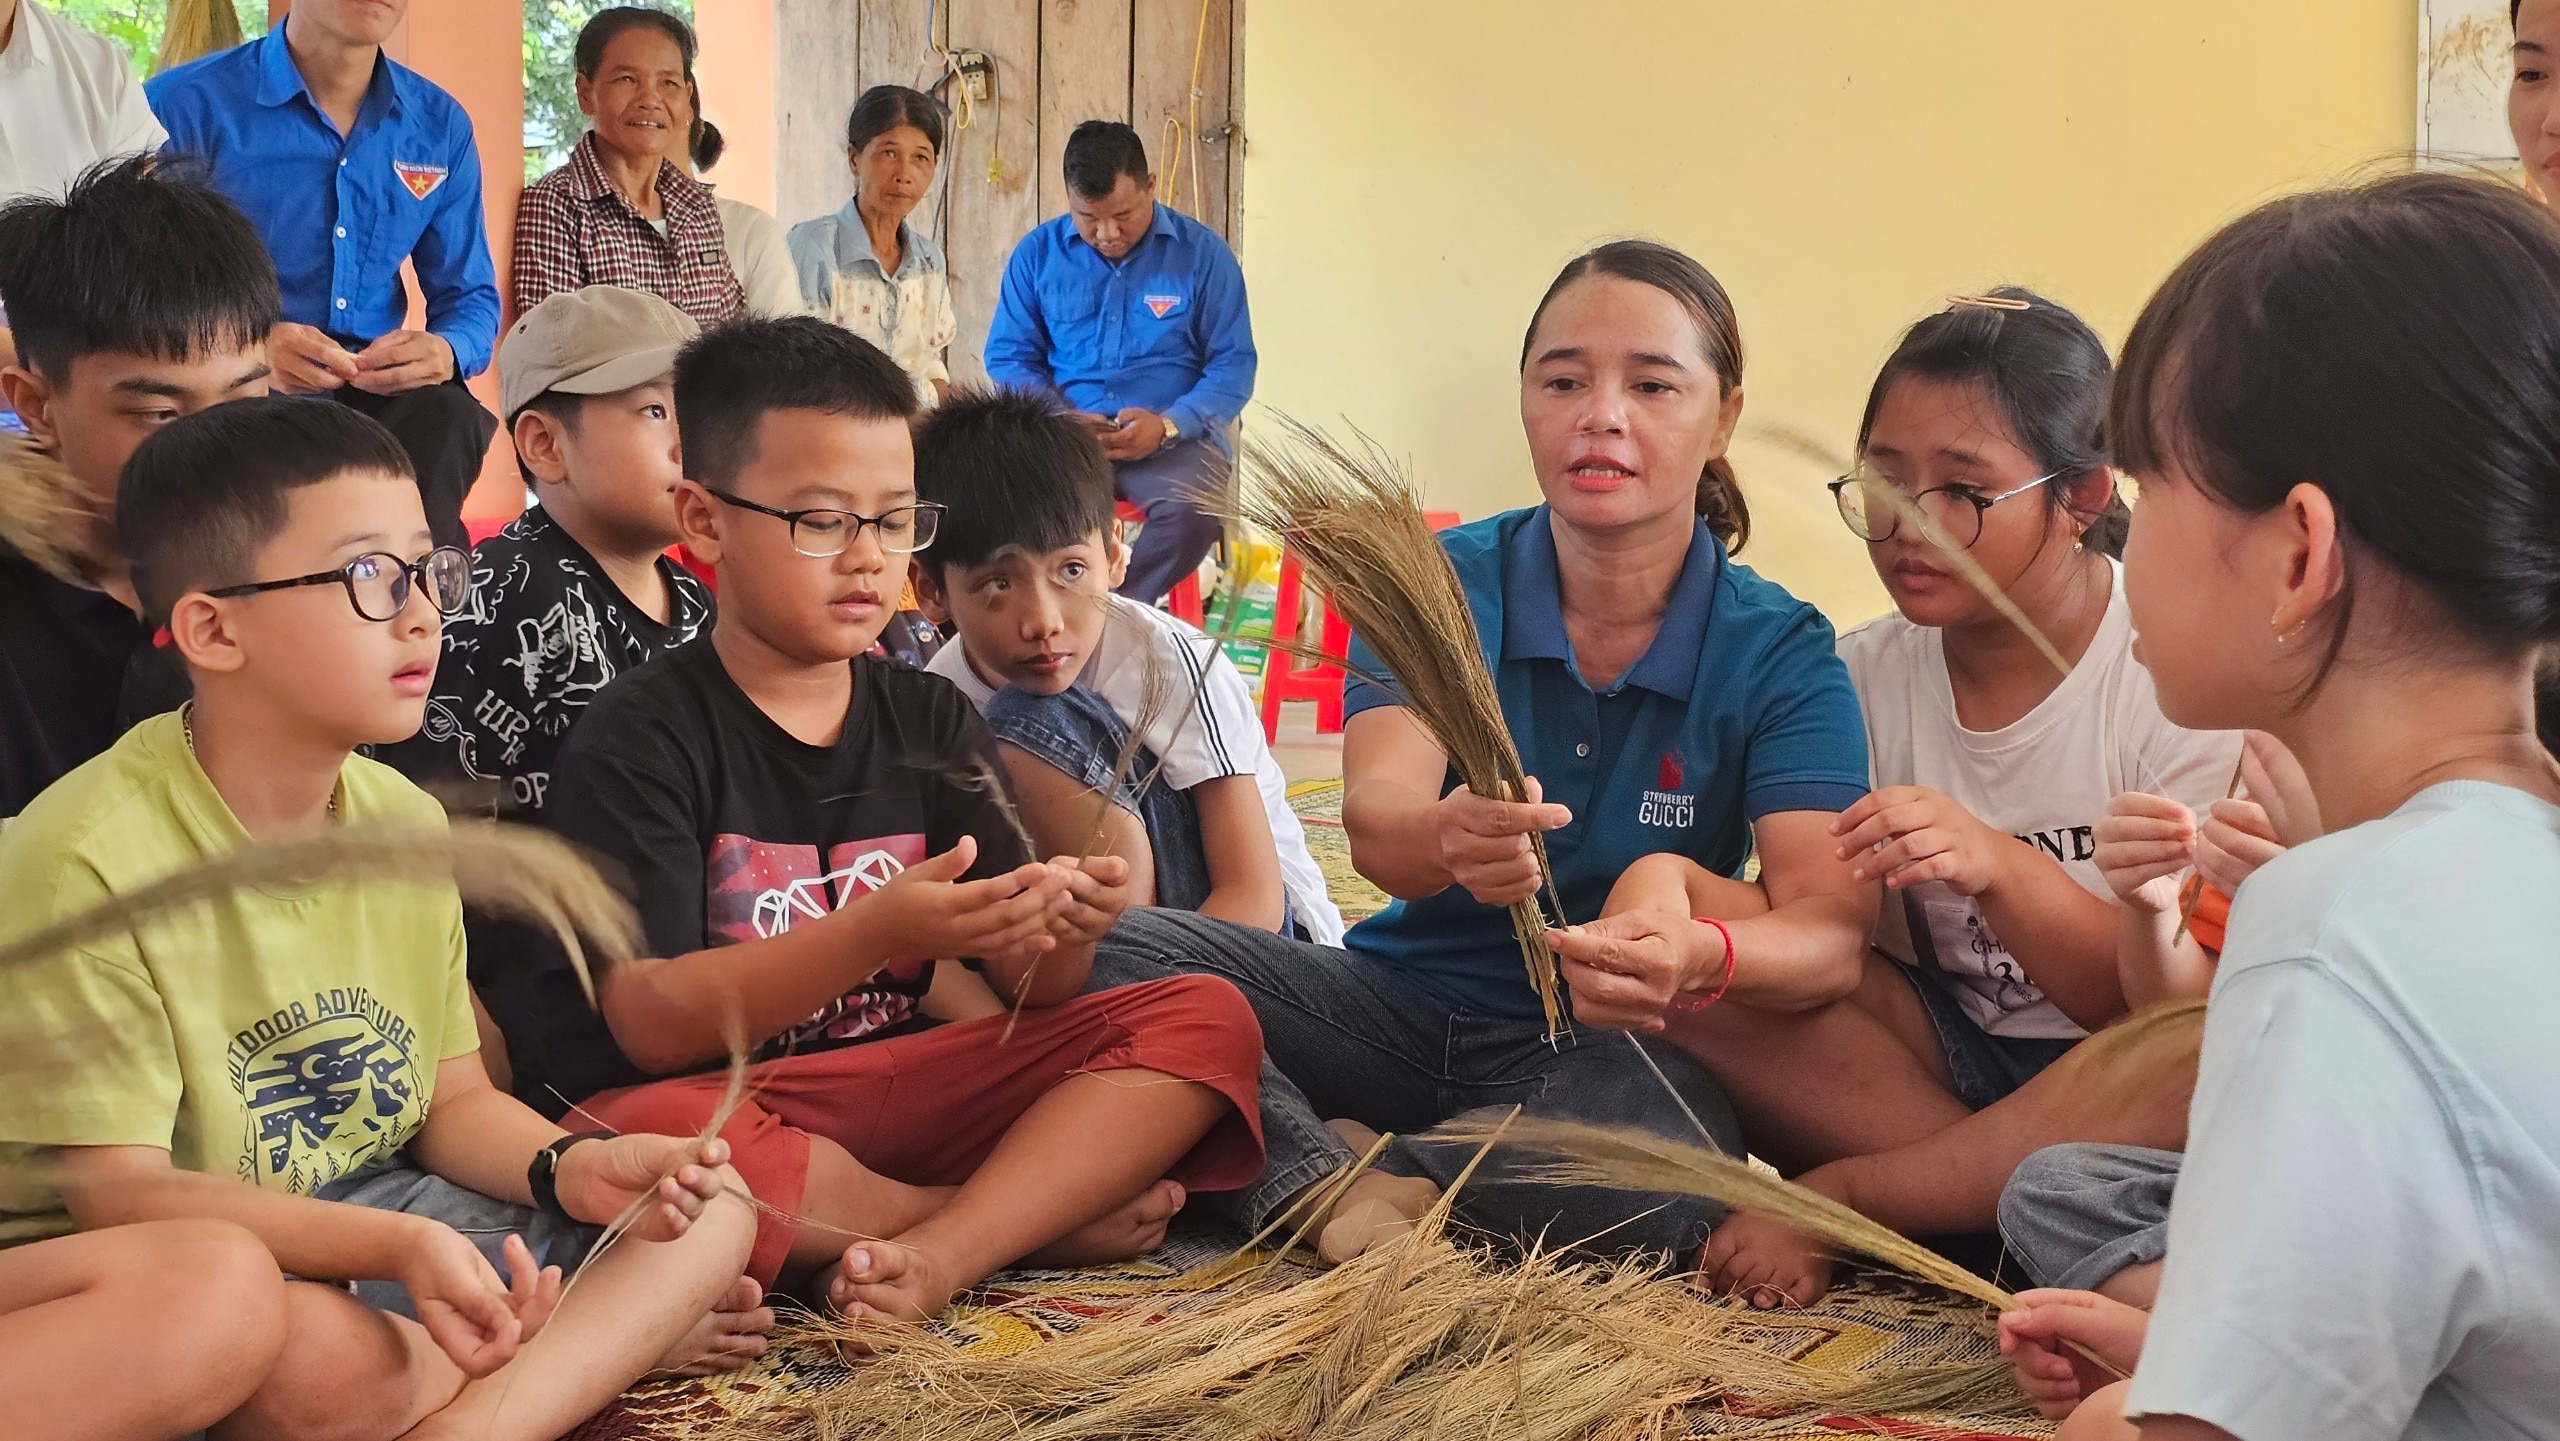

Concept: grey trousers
[[1996, 1142, 2181, 1291]]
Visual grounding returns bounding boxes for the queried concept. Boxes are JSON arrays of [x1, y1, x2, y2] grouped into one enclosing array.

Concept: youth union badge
[[394, 160, 450, 200]]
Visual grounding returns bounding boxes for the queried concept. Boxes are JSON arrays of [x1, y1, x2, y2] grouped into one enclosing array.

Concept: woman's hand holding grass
[[1432, 778, 1572, 906], [1552, 909, 1723, 1033]]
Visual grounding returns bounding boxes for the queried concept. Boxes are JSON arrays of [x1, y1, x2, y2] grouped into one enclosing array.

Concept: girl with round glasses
[[1685, 289, 2241, 1309]]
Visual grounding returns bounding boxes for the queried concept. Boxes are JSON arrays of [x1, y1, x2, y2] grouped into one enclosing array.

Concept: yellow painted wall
[[1237, 1, 2417, 626]]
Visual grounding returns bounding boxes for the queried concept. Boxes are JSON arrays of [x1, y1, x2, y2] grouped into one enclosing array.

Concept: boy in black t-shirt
[[542, 318, 1266, 1324], [0, 155, 278, 816], [390, 286, 712, 819]]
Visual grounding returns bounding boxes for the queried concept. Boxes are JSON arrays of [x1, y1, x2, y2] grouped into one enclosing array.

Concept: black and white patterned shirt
[[389, 506, 713, 820]]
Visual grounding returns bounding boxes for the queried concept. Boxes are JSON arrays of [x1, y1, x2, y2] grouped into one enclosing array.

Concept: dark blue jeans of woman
[[1089, 907, 1741, 1261]]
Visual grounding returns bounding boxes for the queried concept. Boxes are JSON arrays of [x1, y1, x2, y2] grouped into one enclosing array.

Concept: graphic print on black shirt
[[393, 506, 713, 818], [709, 831, 937, 1051], [529, 644, 1034, 1088]]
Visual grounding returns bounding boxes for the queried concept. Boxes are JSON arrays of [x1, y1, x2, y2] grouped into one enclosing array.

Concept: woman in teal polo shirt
[[1098, 240, 1876, 1264]]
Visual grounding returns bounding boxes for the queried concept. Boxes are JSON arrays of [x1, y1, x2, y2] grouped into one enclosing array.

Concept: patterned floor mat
[[568, 1229, 2046, 1439], [1290, 777, 1390, 922]]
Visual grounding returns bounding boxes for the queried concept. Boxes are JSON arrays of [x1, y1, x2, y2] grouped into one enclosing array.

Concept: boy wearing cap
[[394, 285, 712, 821]]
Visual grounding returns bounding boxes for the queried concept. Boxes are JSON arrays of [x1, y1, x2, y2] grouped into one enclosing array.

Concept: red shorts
[[581, 974, 1266, 1285]]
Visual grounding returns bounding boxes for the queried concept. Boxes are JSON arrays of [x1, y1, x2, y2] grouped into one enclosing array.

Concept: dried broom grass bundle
[[706, 1199, 2034, 1441], [1438, 1115, 2020, 1314], [0, 819, 640, 1004], [0, 432, 100, 585], [1231, 415, 1566, 1031]]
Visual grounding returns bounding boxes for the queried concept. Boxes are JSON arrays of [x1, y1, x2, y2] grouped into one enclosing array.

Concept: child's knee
[[154, 1220, 289, 1361], [221, 1285, 441, 1441], [1134, 974, 1265, 1066]]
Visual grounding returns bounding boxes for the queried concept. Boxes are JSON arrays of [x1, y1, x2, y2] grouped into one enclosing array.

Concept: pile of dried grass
[[1230, 416, 1566, 1032], [703, 1140, 2034, 1441]]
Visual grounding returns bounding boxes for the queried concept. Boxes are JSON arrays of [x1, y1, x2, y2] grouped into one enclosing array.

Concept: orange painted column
[[272, 0, 526, 521], [695, 0, 778, 215]]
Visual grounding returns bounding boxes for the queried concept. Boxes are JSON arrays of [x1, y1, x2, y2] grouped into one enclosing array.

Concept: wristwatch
[[527, 1131, 610, 1219], [1158, 414, 1182, 452]]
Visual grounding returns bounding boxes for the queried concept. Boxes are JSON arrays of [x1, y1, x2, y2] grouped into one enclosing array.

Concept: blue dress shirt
[[1342, 507, 1873, 1018], [147, 19, 501, 379], [983, 203, 1254, 451]]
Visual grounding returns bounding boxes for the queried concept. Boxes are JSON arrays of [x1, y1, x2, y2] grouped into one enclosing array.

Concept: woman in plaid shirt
[[511, 7, 745, 329]]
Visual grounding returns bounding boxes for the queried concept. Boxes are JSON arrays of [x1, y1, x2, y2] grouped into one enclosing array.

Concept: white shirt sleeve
[[1137, 619, 1259, 793], [2126, 959, 2496, 1441], [107, 62, 166, 157]]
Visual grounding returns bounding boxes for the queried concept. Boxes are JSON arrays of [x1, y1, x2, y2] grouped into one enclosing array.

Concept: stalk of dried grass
[[2171, 752, 2251, 945], [0, 819, 637, 1003], [1229, 415, 1567, 1032], [0, 433, 98, 585]]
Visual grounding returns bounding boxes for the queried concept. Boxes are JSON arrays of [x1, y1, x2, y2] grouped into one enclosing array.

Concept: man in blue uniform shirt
[[984, 120, 1255, 605], [148, 0, 500, 548]]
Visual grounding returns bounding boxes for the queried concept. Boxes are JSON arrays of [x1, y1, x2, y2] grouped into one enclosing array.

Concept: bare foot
[[1022, 1180, 1186, 1268], [647, 1277, 777, 1379], [822, 1238, 960, 1342], [1315, 1170, 1440, 1266], [1698, 1208, 1835, 1309]]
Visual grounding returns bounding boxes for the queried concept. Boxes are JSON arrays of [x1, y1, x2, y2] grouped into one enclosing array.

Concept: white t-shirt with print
[[0, 1, 167, 205], [929, 598, 1346, 946], [1837, 564, 2240, 1039]]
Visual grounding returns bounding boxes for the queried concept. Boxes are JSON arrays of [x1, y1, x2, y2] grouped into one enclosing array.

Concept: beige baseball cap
[[499, 285, 700, 421]]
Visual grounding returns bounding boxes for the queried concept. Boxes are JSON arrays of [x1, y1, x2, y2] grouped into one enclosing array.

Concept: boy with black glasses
[[0, 398, 759, 1441], [537, 317, 1268, 1326]]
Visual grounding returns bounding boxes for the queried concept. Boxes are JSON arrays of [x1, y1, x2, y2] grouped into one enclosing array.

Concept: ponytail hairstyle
[[1855, 286, 2128, 556], [1521, 240, 1750, 553], [2113, 171, 2560, 694]]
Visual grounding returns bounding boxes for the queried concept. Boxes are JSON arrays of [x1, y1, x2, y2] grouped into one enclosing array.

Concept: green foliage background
[[49, 0, 266, 77]]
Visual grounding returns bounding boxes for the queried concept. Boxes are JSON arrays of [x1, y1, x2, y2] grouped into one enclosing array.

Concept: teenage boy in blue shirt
[[149, 0, 501, 549], [983, 120, 1253, 607]]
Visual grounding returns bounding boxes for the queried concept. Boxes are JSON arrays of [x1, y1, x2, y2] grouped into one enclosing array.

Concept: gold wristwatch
[[1158, 415, 1181, 451]]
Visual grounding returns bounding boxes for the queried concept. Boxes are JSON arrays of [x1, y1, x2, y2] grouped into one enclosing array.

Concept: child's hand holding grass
[[397, 1225, 561, 1380], [1997, 1288, 2147, 1421], [554, 1135, 734, 1241], [1045, 853, 1132, 949], [1831, 786, 2016, 896], [2095, 792, 2199, 914], [867, 835, 1072, 967]]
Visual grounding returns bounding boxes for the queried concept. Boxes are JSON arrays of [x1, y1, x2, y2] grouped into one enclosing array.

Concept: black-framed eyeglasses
[[206, 547, 473, 622], [1828, 463, 2057, 549], [707, 491, 943, 558]]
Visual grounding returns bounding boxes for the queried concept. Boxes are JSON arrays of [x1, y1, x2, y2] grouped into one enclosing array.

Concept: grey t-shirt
[[2127, 782, 2560, 1441]]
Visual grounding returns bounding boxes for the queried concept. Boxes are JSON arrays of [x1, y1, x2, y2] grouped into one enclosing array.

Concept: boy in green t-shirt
[[0, 399, 759, 1440]]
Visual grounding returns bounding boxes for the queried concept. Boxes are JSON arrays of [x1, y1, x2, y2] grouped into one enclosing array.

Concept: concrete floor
[[1265, 703, 1345, 783]]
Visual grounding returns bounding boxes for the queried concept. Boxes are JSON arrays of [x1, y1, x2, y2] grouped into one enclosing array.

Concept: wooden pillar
[[1132, 0, 1230, 237], [775, 0, 862, 227], [1036, 0, 1131, 221], [944, 0, 1038, 382]]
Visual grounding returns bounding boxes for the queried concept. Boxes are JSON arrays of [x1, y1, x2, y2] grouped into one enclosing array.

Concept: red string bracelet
[[1673, 916, 1737, 1013]]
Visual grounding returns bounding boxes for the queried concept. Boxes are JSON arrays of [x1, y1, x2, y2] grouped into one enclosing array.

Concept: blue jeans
[[1090, 907, 1740, 1259], [1114, 439, 1227, 605], [984, 684, 1214, 914], [313, 1156, 600, 1320], [1894, 962, 2078, 1110]]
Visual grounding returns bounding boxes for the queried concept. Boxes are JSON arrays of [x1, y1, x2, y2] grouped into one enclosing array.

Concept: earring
[[2271, 616, 2308, 646]]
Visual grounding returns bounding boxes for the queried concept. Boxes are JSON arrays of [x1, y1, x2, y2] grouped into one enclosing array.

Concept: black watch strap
[[527, 1131, 610, 1218]]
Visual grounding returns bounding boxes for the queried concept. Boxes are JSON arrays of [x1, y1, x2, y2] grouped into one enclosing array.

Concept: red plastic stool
[[1115, 500, 1204, 625], [1260, 510, 1460, 741]]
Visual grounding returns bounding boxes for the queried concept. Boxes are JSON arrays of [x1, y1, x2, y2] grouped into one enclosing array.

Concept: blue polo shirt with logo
[[982, 202, 1254, 453], [147, 17, 502, 379], [1342, 506, 1870, 1019]]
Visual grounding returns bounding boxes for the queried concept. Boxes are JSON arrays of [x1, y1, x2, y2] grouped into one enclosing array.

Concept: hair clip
[[1945, 293, 2033, 312]]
